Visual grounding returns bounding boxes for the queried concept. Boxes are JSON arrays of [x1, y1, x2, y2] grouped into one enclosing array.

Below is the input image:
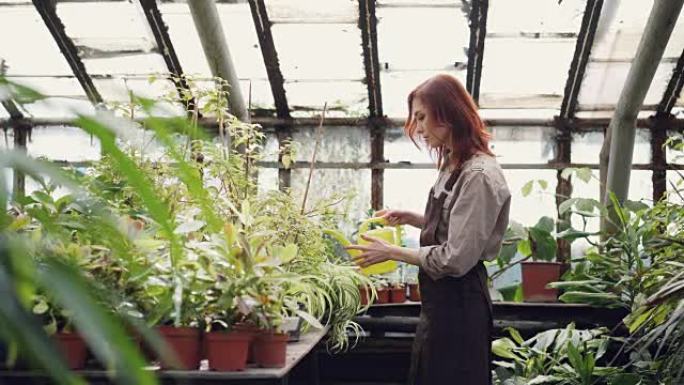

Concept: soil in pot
[[253, 332, 288, 368], [156, 326, 201, 370], [375, 288, 390, 304], [53, 332, 87, 370], [521, 261, 563, 302], [408, 283, 421, 302], [390, 285, 407, 303], [206, 331, 251, 371]]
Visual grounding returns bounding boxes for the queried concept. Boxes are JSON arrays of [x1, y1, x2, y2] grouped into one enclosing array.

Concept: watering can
[[324, 217, 402, 276]]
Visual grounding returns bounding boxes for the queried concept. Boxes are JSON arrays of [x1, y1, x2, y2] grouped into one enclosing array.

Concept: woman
[[347, 74, 511, 385]]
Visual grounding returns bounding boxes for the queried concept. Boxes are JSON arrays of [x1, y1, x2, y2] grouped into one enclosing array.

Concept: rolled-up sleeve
[[418, 171, 507, 280]]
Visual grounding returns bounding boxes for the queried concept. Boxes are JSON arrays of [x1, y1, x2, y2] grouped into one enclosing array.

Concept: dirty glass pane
[[94, 77, 177, 103], [490, 126, 556, 164], [384, 168, 438, 246], [257, 167, 279, 195], [160, 3, 267, 79], [488, 0, 585, 34], [27, 126, 100, 162], [504, 169, 557, 226], [292, 126, 370, 162], [591, 0, 684, 61], [480, 38, 575, 109], [667, 170, 684, 204], [56, 2, 167, 76], [4, 77, 84, 99], [0, 129, 13, 149], [666, 132, 684, 165], [284, 81, 367, 117], [628, 170, 653, 204], [0, 5, 74, 77], [578, 62, 676, 109], [21, 98, 95, 119], [572, 130, 651, 164], [479, 109, 558, 120], [385, 127, 435, 164], [266, 0, 357, 22], [381, 70, 466, 118], [291, 168, 372, 232], [273, 24, 363, 80], [376, 5, 469, 71]]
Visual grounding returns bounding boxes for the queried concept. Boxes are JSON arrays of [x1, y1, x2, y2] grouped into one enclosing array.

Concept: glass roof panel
[[28, 125, 100, 162], [5, 76, 85, 99], [160, 3, 267, 79], [272, 23, 363, 80], [94, 77, 177, 103], [266, 0, 357, 23], [291, 126, 370, 163], [21, 97, 95, 119], [284, 80, 366, 117], [592, 0, 684, 61], [381, 69, 466, 118], [376, 5, 469, 71], [578, 62, 676, 109], [0, 5, 74, 76], [488, 0, 585, 34], [56, 2, 167, 76], [481, 38, 576, 109]]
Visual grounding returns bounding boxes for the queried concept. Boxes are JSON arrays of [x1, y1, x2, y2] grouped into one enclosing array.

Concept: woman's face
[[411, 97, 449, 149]]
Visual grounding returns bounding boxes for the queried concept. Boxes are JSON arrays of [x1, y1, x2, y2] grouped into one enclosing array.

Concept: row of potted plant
[[358, 280, 421, 305], [5, 88, 373, 373]]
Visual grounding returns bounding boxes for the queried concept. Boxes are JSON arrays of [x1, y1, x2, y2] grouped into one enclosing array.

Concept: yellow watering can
[[324, 217, 402, 276]]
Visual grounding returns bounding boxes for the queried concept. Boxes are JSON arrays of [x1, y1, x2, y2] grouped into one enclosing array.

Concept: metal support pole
[[188, 0, 247, 121], [603, 0, 683, 232]]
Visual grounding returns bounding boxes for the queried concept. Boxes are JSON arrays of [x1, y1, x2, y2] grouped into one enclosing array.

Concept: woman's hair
[[404, 73, 493, 170]]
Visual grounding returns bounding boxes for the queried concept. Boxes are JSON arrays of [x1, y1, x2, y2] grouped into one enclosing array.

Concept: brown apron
[[407, 170, 493, 385]]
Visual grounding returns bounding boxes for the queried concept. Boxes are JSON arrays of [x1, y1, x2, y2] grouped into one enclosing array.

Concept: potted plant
[[496, 217, 562, 302], [202, 280, 252, 372], [388, 278, 406, 303], [372, 278, 390, 304], [32, 295, 88, 370], [406, 276, 421, 302], [145, 269, 206, 370]]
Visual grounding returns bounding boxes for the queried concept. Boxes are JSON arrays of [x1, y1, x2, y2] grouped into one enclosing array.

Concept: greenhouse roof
[[0, 0, 683, 123]]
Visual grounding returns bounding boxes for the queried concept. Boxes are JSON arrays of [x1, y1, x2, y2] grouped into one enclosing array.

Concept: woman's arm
[[375, 209, 426, 229]]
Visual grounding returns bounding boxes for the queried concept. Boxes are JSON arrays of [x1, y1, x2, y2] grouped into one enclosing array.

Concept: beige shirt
[[418, 154, 511, 280]]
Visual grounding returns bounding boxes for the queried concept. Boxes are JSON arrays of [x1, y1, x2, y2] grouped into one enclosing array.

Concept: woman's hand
[[375, 209, 425, 229], [345, 234, 398, 268]]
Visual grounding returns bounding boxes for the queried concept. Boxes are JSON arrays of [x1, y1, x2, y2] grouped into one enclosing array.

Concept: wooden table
[[0, 327, 329, 385]]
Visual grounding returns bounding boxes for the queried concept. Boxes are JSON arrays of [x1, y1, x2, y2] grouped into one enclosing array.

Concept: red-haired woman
[[347, 74, 511, 385]]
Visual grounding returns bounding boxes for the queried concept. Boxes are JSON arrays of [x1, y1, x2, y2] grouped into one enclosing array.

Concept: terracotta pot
[[53, 332, 87, 370], [206, 331, 251, 371], [232, 323, 260, 364], [521, 261, 563, 302], [390, 286, 407, 303], [375, 288, 390, 304], [156, 326, 201, 370], [253, 332, 288, 368], [358, 286, 370, 305], [408, 283, 421, 302]]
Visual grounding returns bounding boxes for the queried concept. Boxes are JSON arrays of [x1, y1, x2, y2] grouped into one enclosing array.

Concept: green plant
[[492, 324, 623, 385]]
